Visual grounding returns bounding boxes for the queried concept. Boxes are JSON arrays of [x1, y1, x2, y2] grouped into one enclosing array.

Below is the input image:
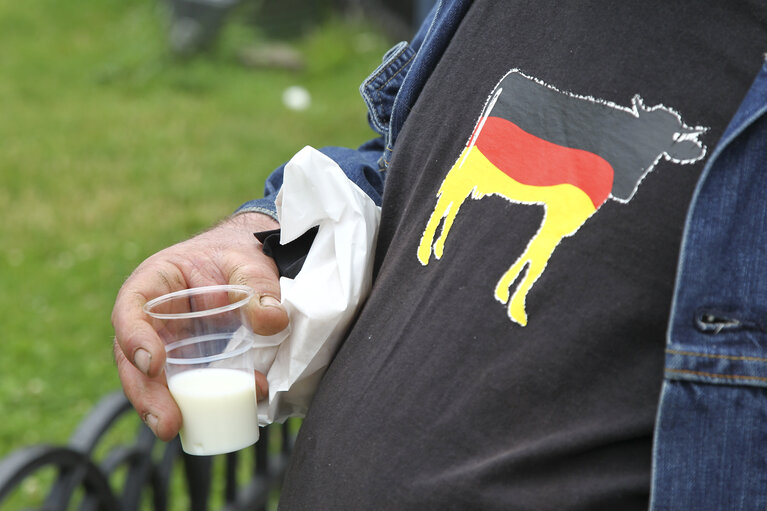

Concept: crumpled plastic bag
[[249, 145, 381, 425]]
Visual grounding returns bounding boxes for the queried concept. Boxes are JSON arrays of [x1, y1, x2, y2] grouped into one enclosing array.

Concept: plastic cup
[[143, 285, 259, 456]]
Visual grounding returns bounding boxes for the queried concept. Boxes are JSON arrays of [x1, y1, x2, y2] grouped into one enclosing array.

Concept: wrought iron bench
[[0, 390, 295, 510]]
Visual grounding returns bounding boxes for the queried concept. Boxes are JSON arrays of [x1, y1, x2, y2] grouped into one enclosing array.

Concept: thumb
[[229, 262, 290, 337]]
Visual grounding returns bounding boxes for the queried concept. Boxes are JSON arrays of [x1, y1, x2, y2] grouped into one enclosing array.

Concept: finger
[[112, 263, 185, 377], [254, 370, 269, 401], [114, 339, 182, 441], [112, 293, 165, 378]]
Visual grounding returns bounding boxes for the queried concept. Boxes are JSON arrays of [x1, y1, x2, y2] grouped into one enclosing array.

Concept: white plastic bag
[[250, 146, 381, 425]]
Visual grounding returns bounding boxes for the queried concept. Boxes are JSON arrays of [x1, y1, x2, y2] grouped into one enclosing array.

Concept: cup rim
[[165, 332, 253, 365], [143, 284, 255, 320]]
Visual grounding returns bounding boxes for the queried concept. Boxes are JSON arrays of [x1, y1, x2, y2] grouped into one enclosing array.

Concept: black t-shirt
[[279, 2, 767, 509]]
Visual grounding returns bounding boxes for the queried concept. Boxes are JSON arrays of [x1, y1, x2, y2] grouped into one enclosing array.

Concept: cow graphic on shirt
[[417, 69, 707, 326]]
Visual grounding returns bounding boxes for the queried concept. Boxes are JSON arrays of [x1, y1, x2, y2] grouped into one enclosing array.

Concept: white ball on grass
[[282, 86, 311, 111]]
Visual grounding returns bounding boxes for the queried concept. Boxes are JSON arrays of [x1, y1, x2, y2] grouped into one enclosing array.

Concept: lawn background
[[0, 0, 392, 500]]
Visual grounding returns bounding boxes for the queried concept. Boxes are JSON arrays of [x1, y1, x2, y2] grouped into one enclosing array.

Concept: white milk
[[168, 367, 259, 456]]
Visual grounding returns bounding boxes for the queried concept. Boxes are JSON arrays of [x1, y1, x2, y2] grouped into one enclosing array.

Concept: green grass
[[0, 0, 390, 491]]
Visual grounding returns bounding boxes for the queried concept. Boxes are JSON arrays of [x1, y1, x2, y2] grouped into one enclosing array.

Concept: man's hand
[[111, 212, 288, 441]]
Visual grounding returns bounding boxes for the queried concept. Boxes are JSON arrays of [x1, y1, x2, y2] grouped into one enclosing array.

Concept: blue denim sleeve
[[233, 137, 386, 220]]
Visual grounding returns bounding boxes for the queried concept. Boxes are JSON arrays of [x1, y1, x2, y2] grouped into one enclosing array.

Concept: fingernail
[[134, 348, 152, 375], [260, 295, 282, 308], [143, 412, 159, 434]]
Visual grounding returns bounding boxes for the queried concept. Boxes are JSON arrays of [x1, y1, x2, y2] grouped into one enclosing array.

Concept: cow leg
[[418, 190, 469, 264], [497, 194, 595, 325], [432, 196, 465, 260], [495, 230, 558, 327], [506, 245, 553, 326], [494, 251, 531, 305], [417, 194, 451, 264], [417, 149, 474, 265]]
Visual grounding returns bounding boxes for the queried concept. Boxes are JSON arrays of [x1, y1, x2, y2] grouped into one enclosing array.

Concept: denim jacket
[[651, 62, 767, 509], [239, 1, 767, 507]]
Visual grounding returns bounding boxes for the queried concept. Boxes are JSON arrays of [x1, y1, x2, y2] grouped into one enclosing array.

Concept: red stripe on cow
[[473, 116, 614, 208]]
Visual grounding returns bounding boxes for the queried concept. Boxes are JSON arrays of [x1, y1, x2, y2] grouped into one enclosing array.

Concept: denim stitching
[[231, 205, 278, 221], [666, 368, 767, 384], [361, 43, 410, 135], [374, 51, 417, 93], [382, 143, 394, 167], [368, 50, 417, 133], [362, 47, 409, 107], [365, 42, 410, 85], [666, 348, 767, 363]]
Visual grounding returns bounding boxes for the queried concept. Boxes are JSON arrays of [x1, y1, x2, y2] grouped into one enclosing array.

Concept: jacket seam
[[374, 51, 417, 93], [666, 348, 767, 363], [665, 368, 767, 384], [365, 43, 411, 85], [367, 50, 417, 135], [231, 205, 279, 221]]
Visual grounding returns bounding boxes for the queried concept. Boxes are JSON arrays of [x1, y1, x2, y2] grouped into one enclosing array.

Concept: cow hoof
[[494, 283, 510, 304], [509, 302, 528, 327], [417, 242, 432, 265]]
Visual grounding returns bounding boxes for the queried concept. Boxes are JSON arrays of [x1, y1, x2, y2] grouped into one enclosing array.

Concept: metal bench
[[0, 390, 295, 510]]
